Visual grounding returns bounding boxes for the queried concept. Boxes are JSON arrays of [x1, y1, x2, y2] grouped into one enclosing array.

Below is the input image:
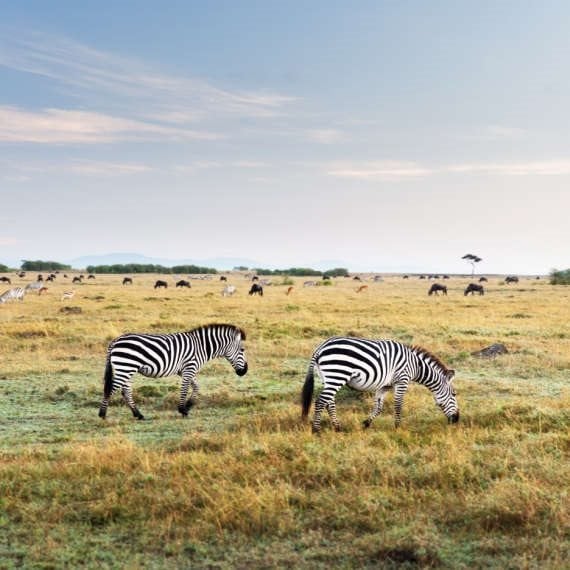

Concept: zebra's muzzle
[[235, 363, 248, 376], [448, 411, 460, 424]]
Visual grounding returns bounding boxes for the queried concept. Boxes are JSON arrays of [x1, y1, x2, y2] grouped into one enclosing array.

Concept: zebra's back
[[314, 337, 414, 391], [110, 332, 194, 377]]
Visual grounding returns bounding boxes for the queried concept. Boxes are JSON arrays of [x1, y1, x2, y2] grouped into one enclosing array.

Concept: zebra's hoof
[[333, 424, 342, 432], [98, 409, 106, 419], [363, 419, 372, 429], [311, 426, 321, 435]]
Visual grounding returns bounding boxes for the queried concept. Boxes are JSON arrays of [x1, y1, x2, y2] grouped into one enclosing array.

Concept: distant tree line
[[549, 268, 570, 285], [86, 263, 218, 274], [21, 260, 72, 271], [252, 267, 349, 277], [0, 264, 10, 273]]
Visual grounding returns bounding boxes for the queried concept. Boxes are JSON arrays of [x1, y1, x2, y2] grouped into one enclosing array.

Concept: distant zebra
[[0, 287, 25, 303], [428, 283, 447, 296], [464, 283, 484, 296], [98, 323, 248, 420], [24, 281, 43, 294], [302, 337, 459, 432], [303, 280, 317, 287], [222, 285, 236, 297], [61, 290, 75, 301]]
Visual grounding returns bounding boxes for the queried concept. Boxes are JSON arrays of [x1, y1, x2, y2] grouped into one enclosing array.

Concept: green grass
[[0, 273, 568, 568]]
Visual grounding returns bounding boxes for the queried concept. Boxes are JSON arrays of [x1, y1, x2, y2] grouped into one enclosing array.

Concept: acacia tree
[[462, 253, 482, 277]]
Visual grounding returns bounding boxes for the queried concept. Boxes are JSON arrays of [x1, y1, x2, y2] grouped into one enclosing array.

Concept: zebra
[[98, 323, 248, 420], [222, 285, 236, 297], [0, 287, 25, 303], [301, 337, 459, 433], [25, 281, 43, 294]]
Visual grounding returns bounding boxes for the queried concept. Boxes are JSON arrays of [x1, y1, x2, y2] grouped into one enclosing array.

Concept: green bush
[[549, 268, 570, 285]]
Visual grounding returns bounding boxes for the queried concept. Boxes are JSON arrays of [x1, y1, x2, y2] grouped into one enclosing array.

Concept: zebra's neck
[[190, 326, 228, 362], [411, 348, 447, 389]]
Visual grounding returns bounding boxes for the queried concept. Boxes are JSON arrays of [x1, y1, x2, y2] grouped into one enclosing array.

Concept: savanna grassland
[[0, 273, 568, 569]]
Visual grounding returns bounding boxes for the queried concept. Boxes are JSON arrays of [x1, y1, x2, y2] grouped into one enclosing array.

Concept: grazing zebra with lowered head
[[98, 323, 248, 420], [302, 337, 459, 432], [0, 287, 25, 303]]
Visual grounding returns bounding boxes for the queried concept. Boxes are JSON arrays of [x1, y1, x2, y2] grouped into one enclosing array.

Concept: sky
[[1, 0, 569, 274]]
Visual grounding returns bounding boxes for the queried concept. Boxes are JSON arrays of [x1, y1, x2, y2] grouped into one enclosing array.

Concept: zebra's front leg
[[363, 387, 390, 429], [121, 386, 144, 420]]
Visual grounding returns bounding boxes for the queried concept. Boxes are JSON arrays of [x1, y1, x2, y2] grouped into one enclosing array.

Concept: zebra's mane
[[190, 323, 247, 341], [410, 345, 450, 373]]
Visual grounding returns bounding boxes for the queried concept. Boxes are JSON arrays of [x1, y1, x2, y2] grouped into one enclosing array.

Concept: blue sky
[[1, 1, 569, 273]]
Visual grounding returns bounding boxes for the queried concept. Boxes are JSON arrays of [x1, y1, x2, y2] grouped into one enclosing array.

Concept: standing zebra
[[0, 287, 25, 303], [99, 323, 248, 420], [302, 337, 459, 432]]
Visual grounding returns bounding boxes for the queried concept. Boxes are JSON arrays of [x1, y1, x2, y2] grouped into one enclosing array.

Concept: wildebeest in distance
[[464, 283, 484, 296], [249, 283, 263, 296], [154, 280, 168, 289], [428, 283, 447, 296]]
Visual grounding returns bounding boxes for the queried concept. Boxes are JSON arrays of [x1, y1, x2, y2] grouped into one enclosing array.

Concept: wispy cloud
[[1, 158, 153, 177], [0, 105, 222, 143], [327, 159, 570, 181], [0, 237, 19, 246], [0, 31, 297, 124], [306, 128, 345, 144], [327, 161, 433, 180], [174, 160, 269, 174]]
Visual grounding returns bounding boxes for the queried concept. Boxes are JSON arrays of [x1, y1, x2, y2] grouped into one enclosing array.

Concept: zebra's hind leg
[[393, 382, 409, 428], [363, 387, 390, 429], [121, 386, 145, 420], [178, 369, 198, 417], [312, 381, 345, 433], [326, 401, 342, 432]]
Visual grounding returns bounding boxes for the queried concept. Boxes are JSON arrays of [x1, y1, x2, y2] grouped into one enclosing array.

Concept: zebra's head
[[224, 327, 248, 377], [434, 369, 459, 423]]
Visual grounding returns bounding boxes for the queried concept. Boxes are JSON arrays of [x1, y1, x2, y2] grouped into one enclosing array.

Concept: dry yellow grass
[[0, 272, 568, 568]]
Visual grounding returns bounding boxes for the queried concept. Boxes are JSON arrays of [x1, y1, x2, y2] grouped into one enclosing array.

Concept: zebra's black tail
[[103, 359, 114, 399], [301, 360, 315, 419]]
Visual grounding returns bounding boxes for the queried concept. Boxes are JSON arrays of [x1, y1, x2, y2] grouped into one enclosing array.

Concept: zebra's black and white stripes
[[99, 323, 248, 420], [0, 287, 25, 303], [302, 337, 459, 432]]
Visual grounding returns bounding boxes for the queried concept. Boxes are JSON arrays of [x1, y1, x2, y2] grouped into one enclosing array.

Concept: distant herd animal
[[249, 283, 263, 296], [428, 283, 447, 296], [464, 283, 484, 296]]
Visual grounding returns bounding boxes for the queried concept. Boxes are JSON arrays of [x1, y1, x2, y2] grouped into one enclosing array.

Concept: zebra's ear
[[447, 369, 455, 382]]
